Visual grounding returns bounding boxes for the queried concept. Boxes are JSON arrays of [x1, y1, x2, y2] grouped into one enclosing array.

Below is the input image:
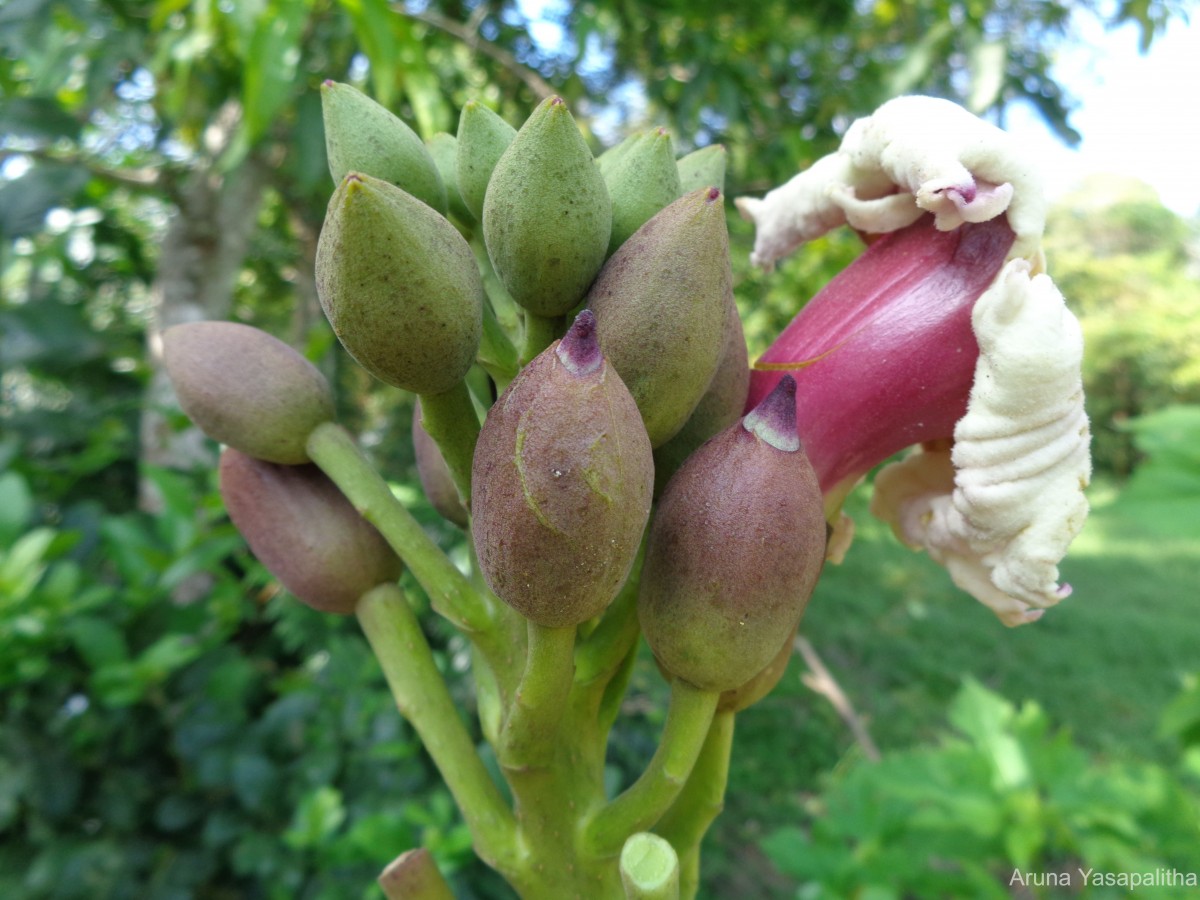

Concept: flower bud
[[483, 97, 612, 317], [652, 300, 750, 494], [471, 310, 653, 627], [587, 187, 732, 447], [426, 132, 474, 230], [162, 321, 334, 464], [601, 128, 682, 254], [676, 144, 726, 194], [315, 172, 484, 394], [412, 400, 469, 529], [717, 626, 795, 713], [219, 449, 403, 614], [595, 131, 642, 180], [455, 100, 517, 222], [321, 80, 447, 214], [638, 377, 825, 692]]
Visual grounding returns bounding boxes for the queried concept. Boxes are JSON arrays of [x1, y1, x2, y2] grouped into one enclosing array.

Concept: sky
[[1007, 11, 1200, 217], [514, 2, 1200, 217]]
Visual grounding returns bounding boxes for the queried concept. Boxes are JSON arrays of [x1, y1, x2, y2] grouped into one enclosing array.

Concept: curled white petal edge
[[870, 261, 1091, 626], [735, 95, 1047, 269]]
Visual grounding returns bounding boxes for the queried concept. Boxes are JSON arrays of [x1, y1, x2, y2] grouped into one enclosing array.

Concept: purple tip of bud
[[322, 79, 336, 87], [706, 187, 721, 203], [556, 309, 603, 376], [550, 96, 566, 107], [742, 374, 800, 451]]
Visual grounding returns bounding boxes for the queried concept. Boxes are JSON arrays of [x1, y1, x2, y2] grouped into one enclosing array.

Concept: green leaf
[[0, 471, 33, 544], [155, 794, 202, 832], [240, 0, 308, 146], [0, 526, 56, 602], [65, 615, 130, 669], [90, 662, 147, 707], [1159, 676, 1200, 747], [285, 786, 346, 849], [231, 753, 278, 812], [948, 677, 1015, 745], [135, 633, 204, 680], [1112, 405, 1200, 538], [339, 0, 397, 109]]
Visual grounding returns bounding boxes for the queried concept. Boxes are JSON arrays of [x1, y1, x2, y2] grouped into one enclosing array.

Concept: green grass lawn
[[702, 481, 1200, 897]]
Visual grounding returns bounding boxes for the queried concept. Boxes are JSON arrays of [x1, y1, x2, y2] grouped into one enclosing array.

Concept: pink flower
[[736, 96, 1091, 626]]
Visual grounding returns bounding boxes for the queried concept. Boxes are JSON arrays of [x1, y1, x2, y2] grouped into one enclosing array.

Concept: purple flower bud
[[638, 376, 826, 692], [219, 449, 403, 614], [472, 310, 654, 627], [163, 321, 334, 464]]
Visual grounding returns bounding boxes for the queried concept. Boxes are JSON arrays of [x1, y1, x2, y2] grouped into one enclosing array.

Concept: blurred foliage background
[[2, 1, 1199, 897]]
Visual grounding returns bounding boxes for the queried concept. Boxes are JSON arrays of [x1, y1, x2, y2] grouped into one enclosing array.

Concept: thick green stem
[[576, 544, 644, 687], [356, 584, 516, 870], [620, 833, 680, 900], [597, 644, 639, 739], [306, 423, 486, 632], [378, 848, 456, 900], [519, 311, 564, 365], [479, 297, 519, 389], [583, 679, 719, 858], [471, 237, 522, 337], [472, 644, 504, 748], [499, 620, 577, 771], [655, 710, 735, 900], [418, 380, 480, 509]]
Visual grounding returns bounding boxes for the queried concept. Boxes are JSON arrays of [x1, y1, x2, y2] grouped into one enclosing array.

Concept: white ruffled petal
[[870, 262, 1091, 626], [839, 97, 1044, 253], [737, 95, 1048, 268], [734, 153, 857, 269]]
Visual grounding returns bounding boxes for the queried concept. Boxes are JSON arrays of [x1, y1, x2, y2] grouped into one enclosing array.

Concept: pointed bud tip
[[322, 79, 336, 88], [743, 374, 799, 451], [706, 187, 721, 203], [339, 171, 367, 199], [556, 309, 603, 376]]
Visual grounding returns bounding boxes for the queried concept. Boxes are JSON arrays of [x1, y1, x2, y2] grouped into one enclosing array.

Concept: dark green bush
[[0, 459, 512, 899], [760, 678, 1200, 899]]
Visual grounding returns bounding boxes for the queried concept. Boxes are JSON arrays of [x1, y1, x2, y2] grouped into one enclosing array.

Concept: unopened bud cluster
[[161, 81, 829, 898]]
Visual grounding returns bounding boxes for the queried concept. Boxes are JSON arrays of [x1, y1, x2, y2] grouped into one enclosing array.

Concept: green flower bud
[[652, 299, 750, 493], [594, 131, 642, 180], [638, 376, 826, 692], [587, 187, 732, 447], [455, 100, 517, 223], [315, 172, 484, 395], [676, 144, 727, 194], [426, 131, 474, 230], [472, 310, 653, 627], [219, 448, 403, 615], [601, 128, 682, 255], [717, 627, 795, 713], [653, 621, 793, 713], [321, 80, 447, 214], [412, 399, 469, 529], [163, 321, 334, 464], [483, 97, 612, 317]]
